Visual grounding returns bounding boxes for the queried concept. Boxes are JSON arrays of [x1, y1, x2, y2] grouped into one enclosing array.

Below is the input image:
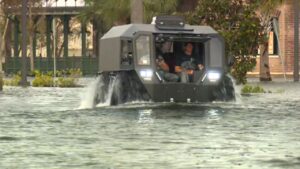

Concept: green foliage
[[4, 74, 21, 86], [241, 85, 265, 94], [65, 68, 82, 78], [31, 69, 82, 77], [56, 77, 78, 88], [32, 69, 82, 87], [82, 0, 131, 28], [32, 74, 54, 87], [143, 0, 178, 23], [186, 0, 263, 84], [82, 0, 178, 27], [231, 57, 257, 85]]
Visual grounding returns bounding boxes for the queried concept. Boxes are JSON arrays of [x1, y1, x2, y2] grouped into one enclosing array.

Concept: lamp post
[[294, 0, 299, 82], [21, 0, 28, 87], [53, 17, 57, 81]]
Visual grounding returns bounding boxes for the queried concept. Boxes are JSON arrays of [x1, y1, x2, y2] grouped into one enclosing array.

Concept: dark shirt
[[176, 53, 201, 70]]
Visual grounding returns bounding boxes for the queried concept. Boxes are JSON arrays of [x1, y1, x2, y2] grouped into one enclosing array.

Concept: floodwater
[[0, 80, 300, 169]]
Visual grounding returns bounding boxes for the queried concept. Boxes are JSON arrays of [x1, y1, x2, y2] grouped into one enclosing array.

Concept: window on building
[[257, 30, 279, 56], [269, 31, 279, 55]]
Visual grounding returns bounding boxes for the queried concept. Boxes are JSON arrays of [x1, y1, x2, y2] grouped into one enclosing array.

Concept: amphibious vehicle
[[95, 16, 235, 105]]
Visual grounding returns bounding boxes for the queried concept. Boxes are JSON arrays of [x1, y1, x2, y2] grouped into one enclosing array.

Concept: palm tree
[[0, 1, 12, 89], [82, 0, 131, 28], [82, 0, 178, 27], [255, 0, 284, 81], [81, 0, 179, 57], [143, 0, 178, 23], [131, 0, 143, 23]]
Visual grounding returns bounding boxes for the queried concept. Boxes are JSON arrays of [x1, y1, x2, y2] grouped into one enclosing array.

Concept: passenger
[[156, 55, 179, 82], [156, 42, 179, 82], [175, 42, 204, 82]]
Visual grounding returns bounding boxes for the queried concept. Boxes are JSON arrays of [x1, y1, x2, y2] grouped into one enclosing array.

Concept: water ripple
[[0, 84, 300, 168]]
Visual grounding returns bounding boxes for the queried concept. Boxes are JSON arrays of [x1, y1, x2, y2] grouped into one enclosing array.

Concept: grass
[[241, 84, 265, 94]]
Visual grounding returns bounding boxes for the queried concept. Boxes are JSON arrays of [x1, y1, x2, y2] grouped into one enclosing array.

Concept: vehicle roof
[[101, 24, 219, 39]]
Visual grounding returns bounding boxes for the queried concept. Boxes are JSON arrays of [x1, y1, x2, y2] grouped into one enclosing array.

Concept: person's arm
[[198, 64, 204, 70], [158, 60, 169, 72], [195, 55, 204, 70], [175, 55, 182, 73], [175, 66, 182, 73]]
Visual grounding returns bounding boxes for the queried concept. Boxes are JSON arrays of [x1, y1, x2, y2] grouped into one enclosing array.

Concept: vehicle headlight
[[139, 69, 153, 81], [207, 71, 221, 82]]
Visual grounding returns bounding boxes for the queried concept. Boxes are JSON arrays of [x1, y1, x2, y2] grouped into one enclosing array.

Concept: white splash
[[227, 74, 242, 104], [104, 76, 117, 105], [78, 77, 100, 109]]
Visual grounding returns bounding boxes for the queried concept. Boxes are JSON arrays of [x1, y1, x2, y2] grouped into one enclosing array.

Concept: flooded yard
[[0, 80, 300, 169]]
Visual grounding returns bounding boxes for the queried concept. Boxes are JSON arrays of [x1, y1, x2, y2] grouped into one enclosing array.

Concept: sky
[[44, 0, 85, 7]]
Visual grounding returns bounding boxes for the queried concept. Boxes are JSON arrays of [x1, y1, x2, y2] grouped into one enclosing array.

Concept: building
[[248, 0, 300, 78]]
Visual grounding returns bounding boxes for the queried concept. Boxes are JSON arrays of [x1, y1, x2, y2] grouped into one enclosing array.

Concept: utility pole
[[21, 0, 28, 86], [294, 0, 299, 82], [131, 0, 144, 23]]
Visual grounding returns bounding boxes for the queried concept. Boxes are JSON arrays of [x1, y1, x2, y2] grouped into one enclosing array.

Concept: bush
[[32, 74, 54, 87], [241, 85, 265, 94], [56, 77, 78, 87], [67, 68, 82, 78], [32, 69, 82, 87], [4, 74, 21, 86]]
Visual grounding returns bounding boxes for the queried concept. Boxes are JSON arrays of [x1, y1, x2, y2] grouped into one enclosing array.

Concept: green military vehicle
[[95, 16, 235, 105]]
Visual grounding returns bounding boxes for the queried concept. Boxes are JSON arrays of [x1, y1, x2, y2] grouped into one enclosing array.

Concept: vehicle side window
[[136, 35, 151, 65], [121, 40, 133, 65]]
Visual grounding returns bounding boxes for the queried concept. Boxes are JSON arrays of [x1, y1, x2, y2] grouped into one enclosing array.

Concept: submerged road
[[0, 80, 300, 169]]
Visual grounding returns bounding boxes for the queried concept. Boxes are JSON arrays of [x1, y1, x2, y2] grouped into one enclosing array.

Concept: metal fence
[[3, 57, 99, 75]]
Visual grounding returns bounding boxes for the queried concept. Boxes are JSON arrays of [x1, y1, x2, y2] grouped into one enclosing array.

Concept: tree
[[143, 0, 178, 23], [0, 0, 43, 76], [28, 1, 44, 72], [0, 1, 18, 89], [131, 0, 143, 23], [82, 0, 131, 28], [82, 0, 178, 56], [82, 0, 178, 27], [0, 7, 7, 90], [253, 0, 284, 81], [187, 0, 262, 84]]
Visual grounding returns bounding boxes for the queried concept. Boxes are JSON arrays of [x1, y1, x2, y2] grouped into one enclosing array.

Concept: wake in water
[[79, 75, 117, 109], [78, 77, 101, 109], [79, 73, 238, 109]]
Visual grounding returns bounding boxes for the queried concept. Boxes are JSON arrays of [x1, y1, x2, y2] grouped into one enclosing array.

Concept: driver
[[175, 42, 204, 82]]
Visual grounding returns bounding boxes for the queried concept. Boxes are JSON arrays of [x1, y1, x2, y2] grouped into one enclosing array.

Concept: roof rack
[[155, 16, 192, 31]]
